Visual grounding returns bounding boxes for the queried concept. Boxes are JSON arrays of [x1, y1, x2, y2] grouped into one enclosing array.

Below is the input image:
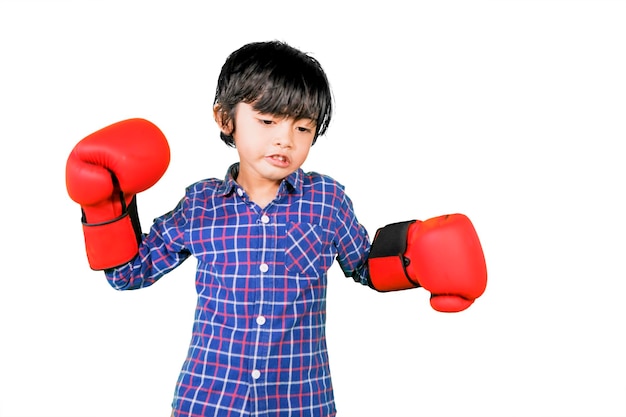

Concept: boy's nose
[[273, 123, 294, 148]]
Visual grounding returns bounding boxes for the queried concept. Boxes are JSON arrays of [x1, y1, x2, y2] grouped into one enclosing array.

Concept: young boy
[[66, 40, 487, 417]]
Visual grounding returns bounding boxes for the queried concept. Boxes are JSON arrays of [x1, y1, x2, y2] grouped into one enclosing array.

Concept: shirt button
[[237, 188, 244, 197], [259, 264, 269, 273], [256, 316, 266, 326], [261, 215, 270, 224], [251, 369, 261, 380]]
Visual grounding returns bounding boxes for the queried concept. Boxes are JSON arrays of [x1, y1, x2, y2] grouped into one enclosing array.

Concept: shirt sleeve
[[104, 192, 192, 290], [333, 187, 371, 285]]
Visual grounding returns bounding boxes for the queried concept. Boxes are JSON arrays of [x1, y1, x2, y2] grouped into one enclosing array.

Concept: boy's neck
[[235, 174, 281, 210]]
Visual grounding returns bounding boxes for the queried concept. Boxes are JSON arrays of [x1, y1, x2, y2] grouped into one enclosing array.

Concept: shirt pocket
[[284, 222, 324, 277]]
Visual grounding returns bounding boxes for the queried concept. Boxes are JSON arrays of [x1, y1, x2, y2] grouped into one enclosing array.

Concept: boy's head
[[214, 41, 333, 147]]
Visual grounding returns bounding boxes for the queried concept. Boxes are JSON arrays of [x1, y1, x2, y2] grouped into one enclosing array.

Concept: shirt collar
[[218, 163, 303, 197]]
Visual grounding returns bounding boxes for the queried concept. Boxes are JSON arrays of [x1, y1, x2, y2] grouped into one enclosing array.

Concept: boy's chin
[[262, 161, 299, 178]]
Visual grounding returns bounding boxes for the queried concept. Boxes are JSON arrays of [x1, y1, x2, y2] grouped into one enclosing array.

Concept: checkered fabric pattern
[[106, 164, 370, 417]]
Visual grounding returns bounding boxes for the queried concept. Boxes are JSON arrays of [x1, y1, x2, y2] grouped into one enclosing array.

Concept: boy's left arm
[[367, 214, 487, 313]]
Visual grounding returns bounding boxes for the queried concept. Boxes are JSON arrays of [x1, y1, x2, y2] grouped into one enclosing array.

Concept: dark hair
[[214, 40, 333, 147]]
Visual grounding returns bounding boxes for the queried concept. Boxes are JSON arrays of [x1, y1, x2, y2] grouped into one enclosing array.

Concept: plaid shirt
[[106, 163, 370, 417]]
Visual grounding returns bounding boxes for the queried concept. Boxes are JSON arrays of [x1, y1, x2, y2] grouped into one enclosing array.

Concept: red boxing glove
[[66, 118, 170, 270], [367, 214, 487, 312]]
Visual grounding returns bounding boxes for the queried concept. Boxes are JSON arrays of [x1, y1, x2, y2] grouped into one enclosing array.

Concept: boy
[[66, 40, 487, 417]]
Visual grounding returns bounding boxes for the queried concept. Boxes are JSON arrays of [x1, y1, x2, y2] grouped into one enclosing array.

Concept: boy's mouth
[[266, 154, 290, 168]]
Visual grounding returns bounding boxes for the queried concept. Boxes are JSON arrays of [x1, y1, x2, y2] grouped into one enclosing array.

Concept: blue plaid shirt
[[106, 163, 370, 417]]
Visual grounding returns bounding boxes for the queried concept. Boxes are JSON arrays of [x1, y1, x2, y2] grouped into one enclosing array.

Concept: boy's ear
[[213, 104, 233, 135]]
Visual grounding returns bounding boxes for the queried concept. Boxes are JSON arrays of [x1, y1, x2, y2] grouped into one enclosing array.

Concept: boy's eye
[[296, 126, 312, 133], [261, 119, 274, 125]]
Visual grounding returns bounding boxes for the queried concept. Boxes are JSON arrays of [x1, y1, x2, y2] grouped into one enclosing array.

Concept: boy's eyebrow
[[297, 117, 316, 125]]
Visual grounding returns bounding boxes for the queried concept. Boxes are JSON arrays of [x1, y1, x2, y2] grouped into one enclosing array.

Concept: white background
[[1, 1, 625, 416]]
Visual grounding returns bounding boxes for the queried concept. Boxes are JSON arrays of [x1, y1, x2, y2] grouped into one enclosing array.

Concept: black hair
[[214, 40, 333, 147]]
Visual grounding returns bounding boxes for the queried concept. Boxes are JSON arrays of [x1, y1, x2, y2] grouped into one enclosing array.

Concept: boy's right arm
[[104, 198, 192, 290]]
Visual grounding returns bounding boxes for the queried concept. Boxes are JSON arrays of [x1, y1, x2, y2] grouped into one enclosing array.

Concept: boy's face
[[216, 102, 316, 187]]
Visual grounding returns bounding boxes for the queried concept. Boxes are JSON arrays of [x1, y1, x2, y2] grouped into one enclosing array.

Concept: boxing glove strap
[[81, 194, 140, 234], [367, 220, 421, 292], [81, 196, 142, 270]]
